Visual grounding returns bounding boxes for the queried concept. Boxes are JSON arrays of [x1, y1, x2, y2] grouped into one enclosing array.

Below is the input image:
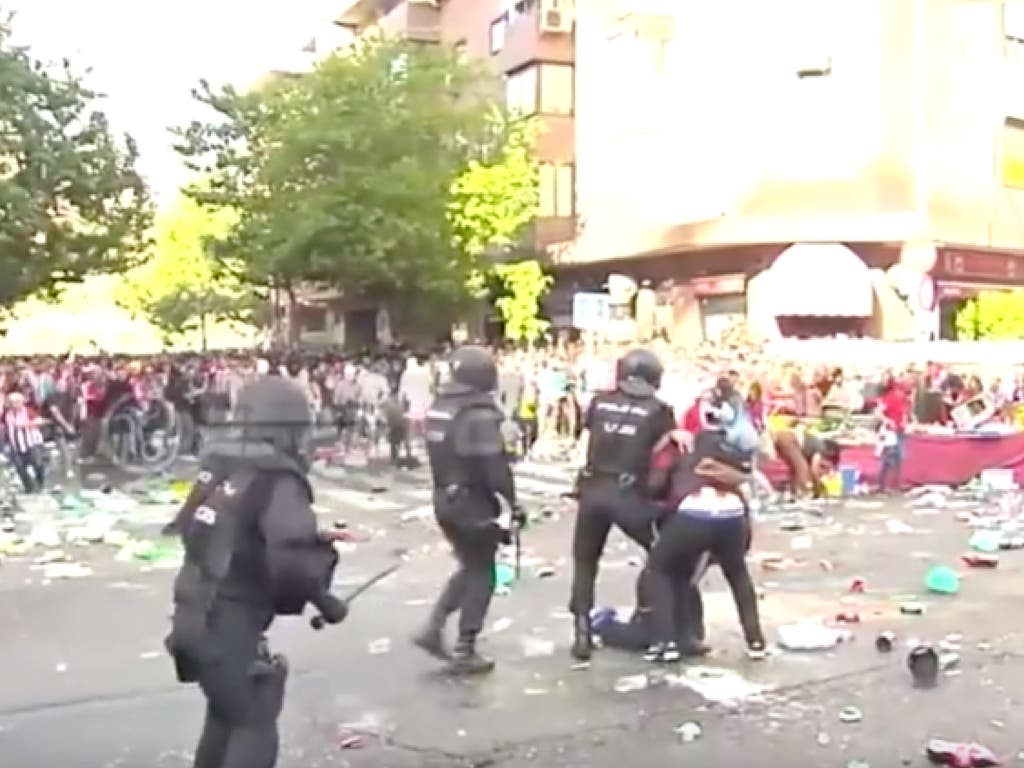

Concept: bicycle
[[98, 393, 183, 474]]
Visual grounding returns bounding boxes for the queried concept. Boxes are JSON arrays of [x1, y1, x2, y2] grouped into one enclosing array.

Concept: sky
[[5, 0, 341, 202]]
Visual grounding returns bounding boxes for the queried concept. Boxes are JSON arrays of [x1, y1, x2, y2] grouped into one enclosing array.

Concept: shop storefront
[[691, 274, 747, 341], [934, 248, 1024, 339]]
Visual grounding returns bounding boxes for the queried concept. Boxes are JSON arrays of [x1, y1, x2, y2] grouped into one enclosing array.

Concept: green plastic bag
[[494, 562, 516, 588], [925, 566, 960, 595]]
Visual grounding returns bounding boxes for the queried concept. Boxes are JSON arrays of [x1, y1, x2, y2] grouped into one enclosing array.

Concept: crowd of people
[[1, 339, 1018, 767], [1, 339, 1022, 498]]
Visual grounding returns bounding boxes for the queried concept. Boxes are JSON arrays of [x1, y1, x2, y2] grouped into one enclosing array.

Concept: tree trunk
[[284, 282, 299, 348], [200, 313, 208, 352]]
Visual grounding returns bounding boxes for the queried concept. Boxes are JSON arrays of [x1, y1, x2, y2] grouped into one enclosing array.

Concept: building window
[[539, 63, 574, 115], [1003, 118, 1024, 188], [539, 162, 575, 217], [511, 0, 538, 20], [507, 63, 574, 117], [490, 14, 507, 54], [506, 66, 538, 115]]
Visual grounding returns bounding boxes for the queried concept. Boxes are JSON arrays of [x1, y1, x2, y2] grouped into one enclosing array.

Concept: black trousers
[[9, 448, 44, 493], [635, 566, 705, 645], [568, 483, 705, 623], [593, 563, 706, 652], [192, 602, 284, 768], [647, 513, 764, 648], [431, 502, 498, 638]]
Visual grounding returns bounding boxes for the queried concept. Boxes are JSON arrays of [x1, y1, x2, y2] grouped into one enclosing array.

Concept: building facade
[[308, 0, 1024, 344], [335, 0, 578, 254], [556, 0, 1024, 341]]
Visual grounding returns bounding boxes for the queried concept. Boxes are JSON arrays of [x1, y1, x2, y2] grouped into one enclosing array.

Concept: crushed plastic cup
[[674, 722, 702, 742], [777, 622, 850, 651], [968, 530, 1002, 554], [613, 673, 649, 693], [838, 706, 863, 723], [520, 636, 555, 658], [924, 739, 1000, 767], [925, 566, 960, 595]]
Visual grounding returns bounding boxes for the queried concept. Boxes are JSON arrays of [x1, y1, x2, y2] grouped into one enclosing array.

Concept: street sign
[[572, 292, 610, 330]]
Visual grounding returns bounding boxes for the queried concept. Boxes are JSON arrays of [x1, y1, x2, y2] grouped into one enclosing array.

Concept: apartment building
[[557, 0, 1024, 340], [306, 0, 1024, 343], [336, 0, 578, 252]]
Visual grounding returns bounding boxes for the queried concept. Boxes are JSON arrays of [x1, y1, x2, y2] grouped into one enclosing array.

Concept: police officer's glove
[[496, 524, 513, 546], [316, 594, 349, 625]]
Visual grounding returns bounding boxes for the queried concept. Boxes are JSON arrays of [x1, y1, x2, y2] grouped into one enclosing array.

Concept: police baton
[[310, 550, 407, 630]]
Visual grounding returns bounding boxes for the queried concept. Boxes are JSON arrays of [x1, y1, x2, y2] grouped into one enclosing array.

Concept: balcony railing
[[377, 0, 441, 42], [498, 1, 574, 72]]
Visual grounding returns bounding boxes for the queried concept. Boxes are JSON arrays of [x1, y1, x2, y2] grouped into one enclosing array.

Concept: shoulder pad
[[453, 404, 505, 457]]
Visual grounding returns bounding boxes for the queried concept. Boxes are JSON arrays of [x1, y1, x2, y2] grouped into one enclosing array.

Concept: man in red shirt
[[876, 374, 910, 492]]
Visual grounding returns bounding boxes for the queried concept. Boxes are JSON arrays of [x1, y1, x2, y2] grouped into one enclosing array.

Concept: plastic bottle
[[924, 739, 999, 767]]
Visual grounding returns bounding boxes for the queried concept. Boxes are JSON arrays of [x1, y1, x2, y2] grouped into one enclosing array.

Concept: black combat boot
[[446, 635, 495, 676], [570, 614, 593, 661], [412, 621, 450, 661]]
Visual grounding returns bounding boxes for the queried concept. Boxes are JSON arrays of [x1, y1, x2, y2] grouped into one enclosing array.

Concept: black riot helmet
[[231, 375, 313, 466], [616, 348, 664, 398], [449, 345, 498, 393]]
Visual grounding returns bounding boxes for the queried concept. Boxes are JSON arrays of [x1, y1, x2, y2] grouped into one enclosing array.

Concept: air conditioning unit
[[540, 0, 573, 33]]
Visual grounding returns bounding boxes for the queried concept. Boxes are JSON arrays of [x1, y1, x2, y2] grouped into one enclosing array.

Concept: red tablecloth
[[763, 432, 1024, 489]]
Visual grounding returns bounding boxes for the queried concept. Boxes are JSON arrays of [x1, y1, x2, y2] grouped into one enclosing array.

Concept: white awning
[[769, 243, 873, 317]]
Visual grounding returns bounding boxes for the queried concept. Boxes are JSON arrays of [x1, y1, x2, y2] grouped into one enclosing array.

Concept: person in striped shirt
[[3, 391, 46, 494]]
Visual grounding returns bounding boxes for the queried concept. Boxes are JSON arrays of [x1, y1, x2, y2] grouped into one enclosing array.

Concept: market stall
[[762, 431, 1024, 489]]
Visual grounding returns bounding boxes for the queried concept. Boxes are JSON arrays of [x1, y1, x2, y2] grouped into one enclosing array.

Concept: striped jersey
[[3, 406, 44, 453]]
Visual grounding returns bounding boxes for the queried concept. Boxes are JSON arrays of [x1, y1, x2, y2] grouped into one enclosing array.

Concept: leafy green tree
[[955, 290, 1024, 340], [0, 14, 150, 307], [492, 259, 552, 344], [174, 37, 538, 338], [117, 195, 258, 350]]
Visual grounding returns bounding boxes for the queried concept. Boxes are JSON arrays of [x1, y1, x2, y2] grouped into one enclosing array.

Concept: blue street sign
[[572, 292, 610, 330]]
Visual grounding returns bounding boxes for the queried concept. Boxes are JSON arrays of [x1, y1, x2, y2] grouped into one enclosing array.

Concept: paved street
[[2, 464, 1024, 768]]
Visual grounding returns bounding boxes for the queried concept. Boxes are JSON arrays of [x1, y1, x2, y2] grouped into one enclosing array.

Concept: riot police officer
[[165, 375, 348, 768], [568, 348, 676, 661], [412, 345, 522, 675]]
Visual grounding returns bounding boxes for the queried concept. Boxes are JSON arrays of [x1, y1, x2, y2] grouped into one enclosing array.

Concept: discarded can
[[849, 578, 866, 593], [836, 611, 861, 624], [900, 601, 926, 615], [908, 645, 940, 689], [961, 553, 999, 568], [999, 537, 1024, 550], [938, 652, 960, 671], [875, 631, 896, 653], [924, 739, 1000, 767]]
